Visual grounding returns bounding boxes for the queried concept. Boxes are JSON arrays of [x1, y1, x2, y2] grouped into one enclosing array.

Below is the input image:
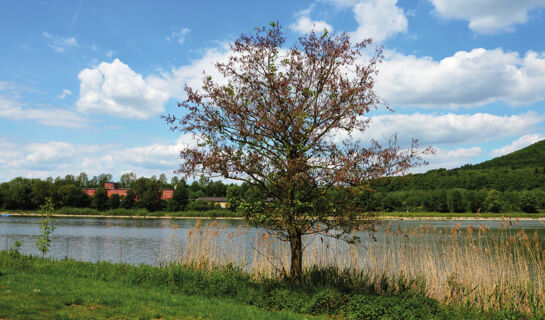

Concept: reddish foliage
[[164, 23, 432, 279]]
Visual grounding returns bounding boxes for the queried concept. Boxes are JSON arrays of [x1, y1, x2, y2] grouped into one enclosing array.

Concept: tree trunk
[[289, 230, 303, 281]]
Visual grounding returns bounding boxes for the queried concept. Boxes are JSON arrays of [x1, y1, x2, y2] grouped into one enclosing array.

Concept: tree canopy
[[165, 23, 430, 280]]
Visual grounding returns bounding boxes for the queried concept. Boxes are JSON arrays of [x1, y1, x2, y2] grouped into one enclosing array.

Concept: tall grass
[[160, 218, 545, 314]]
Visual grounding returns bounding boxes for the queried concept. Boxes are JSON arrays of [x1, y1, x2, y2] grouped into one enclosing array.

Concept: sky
[[1, 0, 544, 182]]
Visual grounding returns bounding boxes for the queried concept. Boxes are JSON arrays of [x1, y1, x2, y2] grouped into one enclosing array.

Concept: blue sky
[[1, 0, 544, 181]]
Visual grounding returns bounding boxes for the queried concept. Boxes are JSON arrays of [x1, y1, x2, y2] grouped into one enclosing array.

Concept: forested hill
[[370, 139, 545, 193], [462, 139, 545, 170]]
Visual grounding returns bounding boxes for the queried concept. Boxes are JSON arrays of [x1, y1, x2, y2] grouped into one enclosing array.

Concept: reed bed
[[159, 218, 545, 314]]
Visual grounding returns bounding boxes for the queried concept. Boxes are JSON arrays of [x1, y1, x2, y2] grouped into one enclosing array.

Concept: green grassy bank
[[0, 251, 539, 320], [3, 207, 242, 218], [4, 207, 545, 219], [377, 210, 545, 219]]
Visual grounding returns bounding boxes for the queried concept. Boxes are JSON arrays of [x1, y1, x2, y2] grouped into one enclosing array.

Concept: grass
[[0, 253, 319, 320], [0, 251, 535, 320]]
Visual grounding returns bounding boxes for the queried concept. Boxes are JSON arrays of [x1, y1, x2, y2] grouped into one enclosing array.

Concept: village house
[[83, 182, 174, 200]]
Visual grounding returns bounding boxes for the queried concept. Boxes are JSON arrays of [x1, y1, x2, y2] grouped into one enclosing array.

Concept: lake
[[2, 215, 544, 267]]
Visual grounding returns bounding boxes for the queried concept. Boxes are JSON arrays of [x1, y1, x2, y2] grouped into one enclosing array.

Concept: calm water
[[1, 215, 545, 266]]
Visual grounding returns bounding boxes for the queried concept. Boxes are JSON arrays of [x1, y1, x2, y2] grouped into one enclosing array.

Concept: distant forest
[[1, 140, 545, 214]]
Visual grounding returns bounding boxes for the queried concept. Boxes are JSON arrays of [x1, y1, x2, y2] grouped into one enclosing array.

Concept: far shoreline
[[0, 211, 245, 220], [3, 211, 545, 221]]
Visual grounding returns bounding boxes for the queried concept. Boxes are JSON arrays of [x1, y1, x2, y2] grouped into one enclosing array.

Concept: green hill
[[370, 139, 545, 193], [463, 139, 545, 170], [366, 139, 545, 213]]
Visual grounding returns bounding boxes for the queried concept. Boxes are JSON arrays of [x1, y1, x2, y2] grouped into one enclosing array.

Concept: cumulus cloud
[[290, 5, 333, 34], [490, 134, 545, 157], [350, 0, 408, 42], [375, 48, 545, 108], [430, 0, 545, 34], [76, 59, 170, 119], [75, 47, 235, 119], [317, 0, 408, 41], [0, 93, 88, 128], [42, 32, 78, 53], [290, 16, 333, 34], [166, 28, 191, 45], [333, 112, 544, 146], [148, 46, 232, 100], [0, 134, 199, 180]]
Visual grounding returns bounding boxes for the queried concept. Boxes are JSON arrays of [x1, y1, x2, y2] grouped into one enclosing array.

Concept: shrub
[[520, 191, 538, 213]]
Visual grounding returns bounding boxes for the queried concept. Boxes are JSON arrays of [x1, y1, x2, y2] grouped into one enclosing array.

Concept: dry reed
[[159, 218, 545, 314]]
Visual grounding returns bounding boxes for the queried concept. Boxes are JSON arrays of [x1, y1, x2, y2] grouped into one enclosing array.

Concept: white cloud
[[375, 48, 545, 108], [42, 32, 79, 53], [350, 0, 408, 42], [57, 89, 72, 99], [0, 93, 88, 128], [334, 112, 544, 146], [167, 28, 191, 45], [290, 16, 333, 34], [430, 0, 545, 34], [0, 134, 199, 181], [490, 134, 545, 157], [318, 0, 408, 41], [76, 59, 170, 119], [290, 6, 333, 34], [75, 48, 233, 119], [148, 46, 232, 100]]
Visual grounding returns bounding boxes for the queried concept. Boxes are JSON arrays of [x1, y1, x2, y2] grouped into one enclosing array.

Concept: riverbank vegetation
[[0, 249, 538, 319]]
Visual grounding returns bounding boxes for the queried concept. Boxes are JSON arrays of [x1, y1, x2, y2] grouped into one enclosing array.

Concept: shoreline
[[378, 215, 545, 221], [2, 211, 545, 221], [0, 212, 244, 220]]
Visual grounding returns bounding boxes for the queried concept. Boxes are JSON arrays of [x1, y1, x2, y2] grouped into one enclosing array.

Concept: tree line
[[0, 173, 230, 212], [369, 188, 544, 213], [1, 172, 543, 214]]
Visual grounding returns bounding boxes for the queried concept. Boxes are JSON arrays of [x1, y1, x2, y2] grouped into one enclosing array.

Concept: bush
[[485, 189, 502, 213], [520, 191, 538, 213], [449, 189, 467, 213], [108, 193, 121, 209], [304, 288, 344, 315], [186, 199, 216, 211]]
